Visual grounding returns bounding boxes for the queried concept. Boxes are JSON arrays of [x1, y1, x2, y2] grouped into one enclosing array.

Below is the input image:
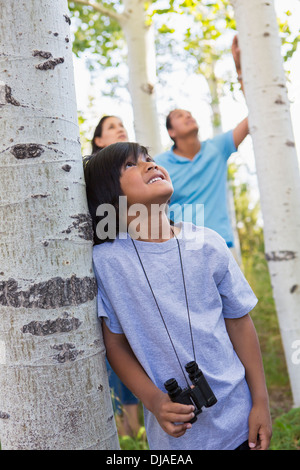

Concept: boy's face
[[120, 153, 173, 208]]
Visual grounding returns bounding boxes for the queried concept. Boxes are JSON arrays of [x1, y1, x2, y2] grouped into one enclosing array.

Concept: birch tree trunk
[[231, 0, 300, 406], [122, 0, 162, 156], [207, 63, 242, 265], [0, 0, 119, 449]]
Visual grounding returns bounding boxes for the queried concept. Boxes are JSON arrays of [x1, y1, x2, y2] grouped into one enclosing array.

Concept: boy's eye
[[125, 161, 136, 169]]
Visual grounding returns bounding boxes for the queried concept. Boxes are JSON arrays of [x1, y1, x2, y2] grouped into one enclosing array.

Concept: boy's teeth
[[148, 177, 162, 184]]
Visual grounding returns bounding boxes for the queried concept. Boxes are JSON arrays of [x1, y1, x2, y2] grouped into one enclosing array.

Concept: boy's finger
[[169, 422, 192, 438], [258, 428, 271, 450], [167, 410, 195, 423], [167, 403, 195, 415]]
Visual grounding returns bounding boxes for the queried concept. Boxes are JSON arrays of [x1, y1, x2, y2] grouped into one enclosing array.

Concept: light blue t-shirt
[[93, 223, 258, 450], [154, 131, 237, 245]]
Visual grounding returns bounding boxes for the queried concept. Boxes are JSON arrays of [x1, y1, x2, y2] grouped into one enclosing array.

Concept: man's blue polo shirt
[[154, 130, 237, 246]]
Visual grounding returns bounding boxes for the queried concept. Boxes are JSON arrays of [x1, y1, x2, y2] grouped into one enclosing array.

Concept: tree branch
[[70, 0, 126, 24]]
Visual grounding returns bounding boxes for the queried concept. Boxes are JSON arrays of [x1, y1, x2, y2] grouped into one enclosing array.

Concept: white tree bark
[[207, 63, 242, 265], [231, 0, 300, 406], [73, 0, 163, 156], [0, 0, 119, 449], [122, 0, 162, 156]]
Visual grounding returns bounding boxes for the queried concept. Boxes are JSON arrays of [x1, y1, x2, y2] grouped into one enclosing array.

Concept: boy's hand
[[151, 391, 195, 438], [248, 403, 272, 450]]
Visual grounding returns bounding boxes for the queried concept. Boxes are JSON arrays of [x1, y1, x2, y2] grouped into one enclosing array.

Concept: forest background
[[68, 0, 300, 450]]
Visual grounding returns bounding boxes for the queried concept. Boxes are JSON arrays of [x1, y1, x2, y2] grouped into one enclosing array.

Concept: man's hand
[[232, 34, 241, 74]]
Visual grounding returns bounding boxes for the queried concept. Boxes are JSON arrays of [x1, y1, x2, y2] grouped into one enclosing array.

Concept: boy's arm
[[225, 314, 272, 450], [102, 321, 195, 438]]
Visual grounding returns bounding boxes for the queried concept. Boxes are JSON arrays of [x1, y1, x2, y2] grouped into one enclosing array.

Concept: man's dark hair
[[166, 110, 176, 147]]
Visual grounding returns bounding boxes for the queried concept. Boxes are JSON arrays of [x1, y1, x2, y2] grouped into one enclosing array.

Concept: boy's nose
[[146, 162, 158, 171]]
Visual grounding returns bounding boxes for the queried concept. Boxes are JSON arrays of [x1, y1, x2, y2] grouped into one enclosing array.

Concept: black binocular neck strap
[[131, 227, 196, 387]]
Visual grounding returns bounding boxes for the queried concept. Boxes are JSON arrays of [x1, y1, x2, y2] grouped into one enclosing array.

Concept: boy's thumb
[[248, 427, 259, 449]]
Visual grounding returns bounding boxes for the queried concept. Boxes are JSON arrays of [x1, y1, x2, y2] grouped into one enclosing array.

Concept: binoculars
[[164, 361, 217, 423]]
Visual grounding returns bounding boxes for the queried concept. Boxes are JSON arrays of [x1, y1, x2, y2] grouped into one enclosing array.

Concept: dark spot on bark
[[62, 164, 71, 172], [10, 143, 44, 159], [65, 37, 69, 43], [107, 415, 114, 422], [63, 14, 71, 25], [97, 384, 104, 392], [263, 32, 270, 37], [32, 50, 53, 59], [31, 194, 49, 199], [5, 85, 20, 106], [53, 33, 59, 37], [275, 98, 285, 105], [51, 343, 84, 363], [286, 140, 295, 147], [290, 285, 298, 294], [0, 275, 97, 309], [62, 213, 93, 241], [0, 412, 10, 419], [265, 251, 297, 262], [22, 316, 81, 336], [141, 83, 154, 95], [35, 57, 64, 70]]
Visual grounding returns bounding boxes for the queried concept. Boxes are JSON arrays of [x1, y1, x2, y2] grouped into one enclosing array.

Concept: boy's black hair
[[84, 142, 149, 245]]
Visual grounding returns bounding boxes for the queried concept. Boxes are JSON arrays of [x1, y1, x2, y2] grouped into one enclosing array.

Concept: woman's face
[[95, 117, 128, 148]]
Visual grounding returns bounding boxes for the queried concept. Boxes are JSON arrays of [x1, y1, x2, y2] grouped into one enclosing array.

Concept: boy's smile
[[147, 171, 165, 185]]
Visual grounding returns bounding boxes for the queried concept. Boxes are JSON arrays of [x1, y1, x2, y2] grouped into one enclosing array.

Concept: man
[[155, 36, 247, 251]]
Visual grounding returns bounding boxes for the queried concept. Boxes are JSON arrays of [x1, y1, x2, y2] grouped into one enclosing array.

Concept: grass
[[270, 408, 300, 450]]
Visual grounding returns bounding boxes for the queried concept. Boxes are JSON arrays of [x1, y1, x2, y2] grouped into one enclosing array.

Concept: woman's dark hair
[[91, 115, 114, 154], [84, 142, 149, 245]]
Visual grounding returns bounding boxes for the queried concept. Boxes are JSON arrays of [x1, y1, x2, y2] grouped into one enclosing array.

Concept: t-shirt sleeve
[[93, 262, 124, 334], [218, 247, 258, 318], [213, 130, 237, 161]]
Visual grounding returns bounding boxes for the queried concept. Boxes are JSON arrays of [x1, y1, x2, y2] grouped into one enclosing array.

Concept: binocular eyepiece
[[164, 361, 217, 423]]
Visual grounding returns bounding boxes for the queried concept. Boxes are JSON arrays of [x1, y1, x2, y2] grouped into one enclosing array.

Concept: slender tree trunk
[[0, 0, 119, 449], [207, 64, 242, 264], [231, 0, 300, 406], [122, 0, 162, 155]]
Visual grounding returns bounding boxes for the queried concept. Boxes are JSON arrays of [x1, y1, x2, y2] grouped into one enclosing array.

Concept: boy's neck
[[173, 134, 201, 160], [127, 209, 175, 243]]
